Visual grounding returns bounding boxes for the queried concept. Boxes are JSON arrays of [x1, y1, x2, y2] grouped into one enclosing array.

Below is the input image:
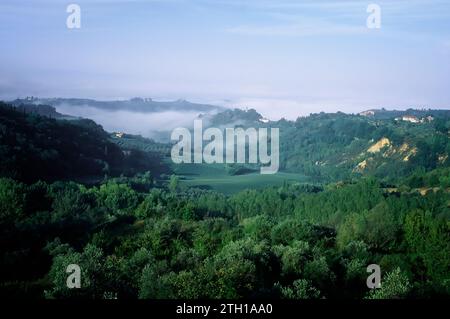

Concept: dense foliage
[[0, 103, 448, 299], [0, 102, 169, 183], [0, 176, 448, 299], [278, 112, 450, 182], [198, 108, 450, 183]]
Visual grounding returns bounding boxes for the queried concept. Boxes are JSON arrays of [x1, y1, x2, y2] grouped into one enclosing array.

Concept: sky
[[0, 0, 450, 119]]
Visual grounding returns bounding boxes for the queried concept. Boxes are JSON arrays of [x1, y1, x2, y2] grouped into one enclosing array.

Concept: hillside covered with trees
[[0, 102, 169, 183], [199, 108, 450, 183], [0, 102, 448, 300]]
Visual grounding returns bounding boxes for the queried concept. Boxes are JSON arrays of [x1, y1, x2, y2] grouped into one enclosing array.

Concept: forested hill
[[3, 98, 449, 185], [203, 108, 450, 182], [8, 102, 70, 119], [0, 102, 169, 183]]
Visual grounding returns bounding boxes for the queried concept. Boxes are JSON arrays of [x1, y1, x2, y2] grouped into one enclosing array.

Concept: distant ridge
[[358, 108, 450, 120], [10, 97, 225, 113]]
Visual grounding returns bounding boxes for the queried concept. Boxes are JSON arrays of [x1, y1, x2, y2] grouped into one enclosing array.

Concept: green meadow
[[172, 163, 308, 194]]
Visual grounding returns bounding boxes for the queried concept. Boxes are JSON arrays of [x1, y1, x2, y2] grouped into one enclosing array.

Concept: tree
[[404, 210, 450, 291], [336, 213, 367, 249], [278, 241, 310, 278], [45, 244, 106, 299], [193, 218, 233, 257], [279, 279, 321, 299], [0, 178, 25, 224], [96, 182, 139, 216], [135, 189, 165, 219], [363, 202, 398, 250], [366, 267, 411, 299], [139, 263, 174, 299], [304, 255, 335, 291], [169, 175, 180, 193], [337, 202, 398, 250], [242, 215, 274, 241]]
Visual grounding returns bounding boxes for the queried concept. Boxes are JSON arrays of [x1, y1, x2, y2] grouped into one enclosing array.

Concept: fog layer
[[55, 104, 204, 140]]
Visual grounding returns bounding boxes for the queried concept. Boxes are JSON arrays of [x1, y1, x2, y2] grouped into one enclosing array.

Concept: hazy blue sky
[[1, 0, 450, 119]]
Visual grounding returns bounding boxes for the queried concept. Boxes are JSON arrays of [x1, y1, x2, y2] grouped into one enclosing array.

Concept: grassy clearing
[[172, 163, 308, 194]]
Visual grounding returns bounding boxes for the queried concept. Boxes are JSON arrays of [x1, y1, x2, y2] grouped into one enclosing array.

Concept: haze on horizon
[[1, 0, 450, 120]]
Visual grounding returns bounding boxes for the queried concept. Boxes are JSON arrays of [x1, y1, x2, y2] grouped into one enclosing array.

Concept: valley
[[0, 100, 449, 300]]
